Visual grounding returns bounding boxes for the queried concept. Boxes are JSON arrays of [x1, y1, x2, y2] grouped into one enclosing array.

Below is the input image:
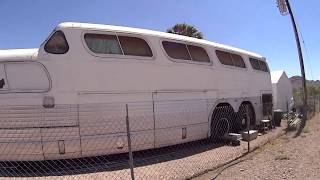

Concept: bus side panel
[[0, 128, 43, 161], [153, 92, 208, 148], [80, 130, 154, 157], [0, 102, 43, 161], [78, 93, 154, 157], [41, 127, 81, 160], [0, 105, 41, 128]]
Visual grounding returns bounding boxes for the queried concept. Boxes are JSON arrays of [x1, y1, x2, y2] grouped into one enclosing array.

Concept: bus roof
[[57, 22, 264, 59]]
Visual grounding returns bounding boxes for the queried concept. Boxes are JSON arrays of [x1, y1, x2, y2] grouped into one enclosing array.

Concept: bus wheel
[[210, 105, 233, 141], [235, 103, 255, 132]]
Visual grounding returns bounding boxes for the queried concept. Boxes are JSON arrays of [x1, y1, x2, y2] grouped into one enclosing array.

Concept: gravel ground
[[201, 113, 320, 180]]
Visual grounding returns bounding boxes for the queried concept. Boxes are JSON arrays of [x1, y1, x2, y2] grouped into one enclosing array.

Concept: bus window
[[162, 41, 191, 60], [231, 53, 245, 68], [249, 58, 269, 72], [44, 31, 69, 54], [5, 63, 50, 92], [216, 50, 233, 66], [187, 45, 210, 63], [249, 58, 261, 70], [84, 34, 122, 55], [118, 36, 153, 57], [259, 61, 269, 72]]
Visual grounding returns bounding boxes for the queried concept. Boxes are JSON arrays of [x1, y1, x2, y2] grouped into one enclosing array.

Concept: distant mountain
[[290, 76, 320, 90]]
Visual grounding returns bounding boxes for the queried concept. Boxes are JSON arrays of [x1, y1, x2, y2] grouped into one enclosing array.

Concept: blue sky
[[0, 0, 319, 79]]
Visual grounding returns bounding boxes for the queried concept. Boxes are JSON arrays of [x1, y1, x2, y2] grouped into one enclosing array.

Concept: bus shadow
[[0, 139, 225, 177]]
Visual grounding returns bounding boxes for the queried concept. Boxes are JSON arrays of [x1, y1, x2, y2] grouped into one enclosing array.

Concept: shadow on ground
[[0, 139, 225, 177]]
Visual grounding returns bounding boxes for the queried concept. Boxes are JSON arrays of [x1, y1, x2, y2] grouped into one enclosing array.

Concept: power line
[[296, 22, 314, 80]]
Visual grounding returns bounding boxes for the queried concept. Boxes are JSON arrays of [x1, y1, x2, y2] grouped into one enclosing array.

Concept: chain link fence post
[[246, 104, 250, 153], [125, 104, 135, 180]]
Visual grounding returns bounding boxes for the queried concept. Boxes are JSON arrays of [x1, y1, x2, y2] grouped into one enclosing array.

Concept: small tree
[[167, 23, 204, 39]]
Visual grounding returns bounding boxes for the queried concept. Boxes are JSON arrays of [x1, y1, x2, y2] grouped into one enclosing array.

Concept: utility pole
[[277, 0, 308, 132]]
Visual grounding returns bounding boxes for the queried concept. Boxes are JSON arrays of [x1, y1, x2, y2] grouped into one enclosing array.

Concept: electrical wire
[[296, 19, 314, 80]]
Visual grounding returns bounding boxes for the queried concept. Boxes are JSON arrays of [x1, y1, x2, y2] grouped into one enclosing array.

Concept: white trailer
[[271, 70, 293, 112], [0, 22, 272, 161]]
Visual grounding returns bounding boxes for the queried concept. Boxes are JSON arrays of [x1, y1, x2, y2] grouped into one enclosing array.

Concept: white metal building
[[271, 70, 293, 112]]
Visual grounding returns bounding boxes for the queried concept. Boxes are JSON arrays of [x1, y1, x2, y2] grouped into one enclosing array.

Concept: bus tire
[[210, 104, 234, 141], [235, 103, 256, 132]]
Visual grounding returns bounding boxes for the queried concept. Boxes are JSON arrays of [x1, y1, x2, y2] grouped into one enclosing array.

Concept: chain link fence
[[0, 99, 287, 179], [293, 96, 320, 120], [307, 96, 320, 119]]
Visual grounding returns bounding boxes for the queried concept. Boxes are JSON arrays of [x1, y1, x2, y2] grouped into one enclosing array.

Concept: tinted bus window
[[162, 41, 191, 60], [231, 54, 245, 68], [259, 61, 269, 72], [187, 45, 210, 63], [249, 58, 261, 70], [44, 31, 69, 54], [118, 36, 153, 57], [84, 34, 122, 55], [249, 58, 269, 72], [216, 50, 233, 66]]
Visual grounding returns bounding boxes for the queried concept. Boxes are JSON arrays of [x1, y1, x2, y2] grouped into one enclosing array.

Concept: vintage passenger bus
[[0, 22, 272, 161]]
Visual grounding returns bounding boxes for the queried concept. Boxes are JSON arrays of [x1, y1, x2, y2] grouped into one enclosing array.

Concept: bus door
[[261, 93, 273, 119], [0, 64, 8, 90]]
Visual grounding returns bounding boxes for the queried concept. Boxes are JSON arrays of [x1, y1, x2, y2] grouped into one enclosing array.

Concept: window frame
[[44, 30, 69, 54], [215, 49, 247, 70], [82, 30, 155, 61], [160, 38, 212, 66]]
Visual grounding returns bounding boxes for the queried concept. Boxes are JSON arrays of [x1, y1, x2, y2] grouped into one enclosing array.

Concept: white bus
[[0, 22, 272, 161]]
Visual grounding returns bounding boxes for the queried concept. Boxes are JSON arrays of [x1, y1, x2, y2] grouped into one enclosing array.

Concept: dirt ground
[[198, 113, 320, 180]]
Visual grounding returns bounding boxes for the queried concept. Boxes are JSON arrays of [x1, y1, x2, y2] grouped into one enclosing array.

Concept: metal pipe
[[246, 105, 250, 152], [125, 104, 135, 180], [285, 0, 308, 126]]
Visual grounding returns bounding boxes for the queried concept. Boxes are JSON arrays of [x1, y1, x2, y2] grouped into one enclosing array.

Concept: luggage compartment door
[[41, 105, 82, 160], [153, 91, 209, 148], [78, 93, 154, 157]]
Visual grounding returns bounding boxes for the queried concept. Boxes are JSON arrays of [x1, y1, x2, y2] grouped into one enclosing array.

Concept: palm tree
[[167, 23, 204, 39]]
